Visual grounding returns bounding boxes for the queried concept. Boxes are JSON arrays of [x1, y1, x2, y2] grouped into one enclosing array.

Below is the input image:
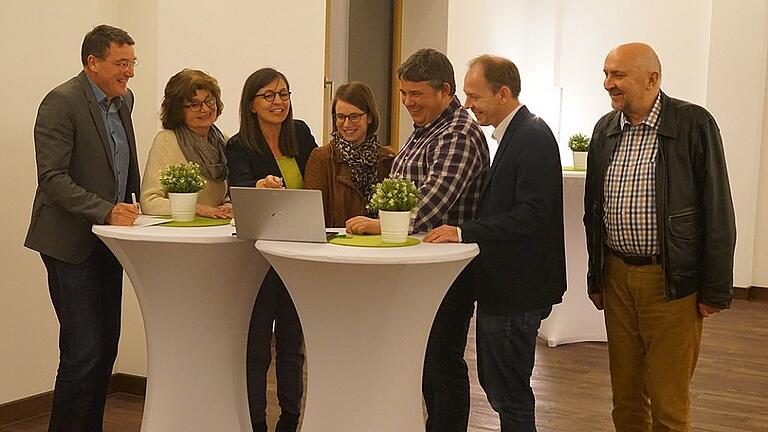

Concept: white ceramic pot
[[379, 210, 411, 243], [168, 192, 199, 222], [572, 151, 588, 170]]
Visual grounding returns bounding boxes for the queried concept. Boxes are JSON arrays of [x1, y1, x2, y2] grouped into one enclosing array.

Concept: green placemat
[[329, 234, 420, 247], [562, 166, 586, 172], [161, 216, 232, 227]]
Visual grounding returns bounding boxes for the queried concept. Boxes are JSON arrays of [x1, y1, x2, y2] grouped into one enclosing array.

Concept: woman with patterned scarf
[[140, 69, 231, 218], [304, 81, 395, 227]]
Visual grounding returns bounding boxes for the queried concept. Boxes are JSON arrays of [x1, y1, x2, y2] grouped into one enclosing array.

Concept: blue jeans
[[41, 241, 123, 432], [476, 306, 552, 432]]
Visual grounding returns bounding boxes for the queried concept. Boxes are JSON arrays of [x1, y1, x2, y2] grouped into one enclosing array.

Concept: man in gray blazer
[[24, 25, 140, 432]]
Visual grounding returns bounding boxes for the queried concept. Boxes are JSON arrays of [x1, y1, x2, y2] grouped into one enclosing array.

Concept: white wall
[[0, 0, 325, 403], [557, 0, 713, 163], [755, 78, 768, 286], [110, 0, 159, 378], [0, 1, 121, 403], [446, 0, 714, 163], [154, 0, 325, 139], [751, 9, 768, 287], [447, 0, 562, 160], [705, 0, 768, 288]]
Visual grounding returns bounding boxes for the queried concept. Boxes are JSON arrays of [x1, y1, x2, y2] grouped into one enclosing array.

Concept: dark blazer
[[25, 71, 140, 264], [226, 119, 318, 186], [461, 106, 566, 314]]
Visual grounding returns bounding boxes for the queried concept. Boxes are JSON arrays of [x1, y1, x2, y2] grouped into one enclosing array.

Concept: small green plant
[[159, 162, 206, 194], [368, 176, 420, 212], [568, 133, 590, 152]]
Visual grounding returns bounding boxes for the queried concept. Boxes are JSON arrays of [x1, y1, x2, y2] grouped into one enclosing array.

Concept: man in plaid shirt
[[347, 48, 489, 432]]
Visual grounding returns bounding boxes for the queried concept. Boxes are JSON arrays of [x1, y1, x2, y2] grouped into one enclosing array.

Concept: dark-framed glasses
[[255, 90, 291, 102], [335, 112, 367, 123], [184, 96, 217, 112]]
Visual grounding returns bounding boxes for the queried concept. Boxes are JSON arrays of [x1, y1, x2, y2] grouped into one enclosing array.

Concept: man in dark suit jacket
[[24, 25, 140, 432], [425, 55, 566, 431]]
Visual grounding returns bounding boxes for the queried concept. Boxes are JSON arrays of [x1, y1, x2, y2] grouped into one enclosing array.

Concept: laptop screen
[[230, 187, 327, 243]]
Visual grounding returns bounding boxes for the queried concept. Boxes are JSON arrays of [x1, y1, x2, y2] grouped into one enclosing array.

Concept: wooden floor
[[3, 299, 766, 432]]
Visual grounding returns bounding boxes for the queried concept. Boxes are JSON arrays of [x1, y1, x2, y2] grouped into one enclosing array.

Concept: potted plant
[[568, 133, 590, 170], [368, 176, 420, 243], [159, 161, 206, 222]]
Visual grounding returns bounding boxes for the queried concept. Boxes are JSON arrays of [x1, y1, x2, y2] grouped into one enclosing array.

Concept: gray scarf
[[175, 125, 228, 182]]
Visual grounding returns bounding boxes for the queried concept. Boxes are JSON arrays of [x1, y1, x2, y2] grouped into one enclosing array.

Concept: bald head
[[610, 43, 662, 77], [603, 42, 662, 124]]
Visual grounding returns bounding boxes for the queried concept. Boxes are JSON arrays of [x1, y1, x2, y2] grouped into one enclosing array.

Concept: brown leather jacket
[[304, 141, 395, 228]]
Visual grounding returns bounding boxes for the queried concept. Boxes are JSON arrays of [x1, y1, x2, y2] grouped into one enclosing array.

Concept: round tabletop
[[93, 224, 238, 244], [256, 235, 479, 265]]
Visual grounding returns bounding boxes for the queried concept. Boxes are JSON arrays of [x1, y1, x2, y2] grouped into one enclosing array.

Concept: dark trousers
[[476, 306, 552, 432], [423, 270, 475, 432], [247, 268, 304, 431], [40, 241, 123, 432]]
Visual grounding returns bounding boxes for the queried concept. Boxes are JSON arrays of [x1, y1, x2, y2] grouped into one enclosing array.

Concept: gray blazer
[[25, 71, 140, 264]]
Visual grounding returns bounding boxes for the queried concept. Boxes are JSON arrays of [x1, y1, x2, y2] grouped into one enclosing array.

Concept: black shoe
[[252, 420, 267, 432], [275, 413, 300, 432]]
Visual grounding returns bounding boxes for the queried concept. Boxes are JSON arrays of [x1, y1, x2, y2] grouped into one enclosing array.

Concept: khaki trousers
[[603, 254, 703, 432]]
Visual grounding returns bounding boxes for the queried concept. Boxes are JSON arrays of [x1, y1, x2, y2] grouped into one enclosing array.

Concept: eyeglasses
[[335, 112, 367, 123], [108, 59, 139, 71], [184, 96, 217, 112], [255, 90, 291, 102]]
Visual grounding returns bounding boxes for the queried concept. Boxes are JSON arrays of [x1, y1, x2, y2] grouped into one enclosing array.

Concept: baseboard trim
[[0, 373, 146, 427], [733, 286, 768, 302], [0, 391, 53, 427], [733, 286, 752, 300], [751, 285, 768, 302], [108, 373, 147, 397]]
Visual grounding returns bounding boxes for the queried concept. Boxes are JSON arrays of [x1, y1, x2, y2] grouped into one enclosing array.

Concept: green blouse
[[275, 156, 304, 189]]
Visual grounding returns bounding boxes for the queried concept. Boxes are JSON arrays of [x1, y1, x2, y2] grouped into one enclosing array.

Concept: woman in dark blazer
[[226, 68, 317, 432]]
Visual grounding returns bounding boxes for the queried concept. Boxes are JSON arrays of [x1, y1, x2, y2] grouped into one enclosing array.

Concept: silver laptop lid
[[230, 187, 327, 243]]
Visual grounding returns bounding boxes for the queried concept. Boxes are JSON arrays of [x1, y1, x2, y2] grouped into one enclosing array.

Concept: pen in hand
[[131, 192, 142, 215]]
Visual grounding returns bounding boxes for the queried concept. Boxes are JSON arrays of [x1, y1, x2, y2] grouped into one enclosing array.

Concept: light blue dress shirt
[[86, 75, 130, 202]]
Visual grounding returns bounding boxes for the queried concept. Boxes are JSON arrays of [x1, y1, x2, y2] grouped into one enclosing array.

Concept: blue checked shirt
[[603, 93, 662, 256], [391, 97, 489, 232]]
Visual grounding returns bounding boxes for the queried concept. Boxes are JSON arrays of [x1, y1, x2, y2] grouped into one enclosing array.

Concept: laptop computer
[[230, 187, 329, 243]]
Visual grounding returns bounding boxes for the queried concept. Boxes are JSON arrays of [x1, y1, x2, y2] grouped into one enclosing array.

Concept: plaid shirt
[[603, 93, 662, 256], [391, 97, 489, 232]]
